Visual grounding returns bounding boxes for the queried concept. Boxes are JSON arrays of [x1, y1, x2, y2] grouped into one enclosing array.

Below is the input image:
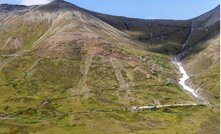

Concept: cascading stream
[[176, 62, 199, 98], [174, 58, 209, 105], [174, 24, 210, 105]]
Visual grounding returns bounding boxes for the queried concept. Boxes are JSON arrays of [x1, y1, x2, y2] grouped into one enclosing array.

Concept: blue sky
[[1, 0, 219, 20]]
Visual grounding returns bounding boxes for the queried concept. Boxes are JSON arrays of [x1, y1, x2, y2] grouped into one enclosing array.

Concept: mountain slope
[[168, 6, 220, 109], [0, 1, 219, 134], [91, 4, 220, 107], [90, 12, 192, 55], [179, 5, 220, 58]]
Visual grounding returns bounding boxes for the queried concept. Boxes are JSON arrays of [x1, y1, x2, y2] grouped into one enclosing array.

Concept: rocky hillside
[[178, 5, 220, 58], [92, 4, 220, 108], [182, 6, 220, 109], [0, 1, 219, 134], [91, 18, 192, 55], [91, 6, 220, 56]]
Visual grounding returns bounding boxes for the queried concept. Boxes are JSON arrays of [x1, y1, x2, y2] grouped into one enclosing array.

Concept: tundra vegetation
[[0, 1, 219, 134]]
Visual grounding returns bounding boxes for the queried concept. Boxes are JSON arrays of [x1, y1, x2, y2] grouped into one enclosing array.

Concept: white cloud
[[20, 0, 52, 5]]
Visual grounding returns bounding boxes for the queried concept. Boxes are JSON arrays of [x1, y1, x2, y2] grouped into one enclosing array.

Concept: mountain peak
[[48, 0, 73, 6], [50, 0, 66, 3], [37, 0, 80, 12]]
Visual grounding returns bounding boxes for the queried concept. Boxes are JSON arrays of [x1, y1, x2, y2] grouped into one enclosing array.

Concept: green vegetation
[[184, 34, 220, 108], [0, 3, 219, 133], [0, 105, 218, 134]]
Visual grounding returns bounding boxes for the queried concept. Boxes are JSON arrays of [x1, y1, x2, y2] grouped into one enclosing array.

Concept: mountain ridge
[[0, 1, 219, 134], [0, 1, 219, 20]]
